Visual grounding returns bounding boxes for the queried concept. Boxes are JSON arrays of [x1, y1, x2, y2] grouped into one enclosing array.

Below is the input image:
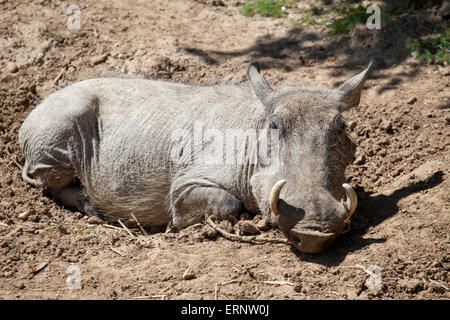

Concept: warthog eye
[[269, 119, 279, 130], [268, 115, 282, 132], [335, 116, 347, 133]]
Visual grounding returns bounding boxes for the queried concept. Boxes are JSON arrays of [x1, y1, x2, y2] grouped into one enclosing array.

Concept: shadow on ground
[[292, 170, 444, 266], [184, 3, 448, 92]]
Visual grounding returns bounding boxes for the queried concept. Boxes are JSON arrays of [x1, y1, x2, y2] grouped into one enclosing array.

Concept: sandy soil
[[0, 0, 449, 300]]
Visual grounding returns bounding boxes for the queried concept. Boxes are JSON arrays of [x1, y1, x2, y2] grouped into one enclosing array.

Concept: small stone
[[6, 62, 18, 73], [218, 220, 233, 233], [202, 225, 218, 238], [380, 120, 392, 132], [65, 256, 78, 263], [236, 220, 260, 236], [4, 271, 13, 278], [56, 247, 64, 257], [256, 217, 270, 231], [87, 216, 103, 224], [91, 54, 108, 65], [407, 97, 417, 105], [74, 212, 83, 220], [182, 268, 195, 280], [58, 225, 68, 234], [0, 240, 9, 248], [399, 278, 424, 294], [18, 210, 31, 220], [354, 154, 366, 165]]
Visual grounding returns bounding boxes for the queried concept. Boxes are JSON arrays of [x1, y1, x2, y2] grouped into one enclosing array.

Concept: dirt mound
[[0, 0, 448, 300]]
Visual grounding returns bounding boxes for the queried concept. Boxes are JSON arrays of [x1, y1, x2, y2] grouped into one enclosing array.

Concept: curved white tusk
[[343, 183, 357, 223], [269, 180, 286, 216]]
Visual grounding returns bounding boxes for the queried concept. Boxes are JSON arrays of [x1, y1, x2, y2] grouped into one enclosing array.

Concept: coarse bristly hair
[[18, 61, 371, 253]]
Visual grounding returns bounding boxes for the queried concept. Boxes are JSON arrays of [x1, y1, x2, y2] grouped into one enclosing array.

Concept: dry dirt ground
[[0, 0, 449, 300]]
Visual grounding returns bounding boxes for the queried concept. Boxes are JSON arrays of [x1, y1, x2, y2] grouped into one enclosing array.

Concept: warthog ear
[[247, 61, 273, 106], [336, 61, 372, 111]]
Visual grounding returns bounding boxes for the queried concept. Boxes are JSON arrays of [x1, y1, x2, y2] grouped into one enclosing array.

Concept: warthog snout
[[290, 229, 336, 254], [270, 180, 357, 253]]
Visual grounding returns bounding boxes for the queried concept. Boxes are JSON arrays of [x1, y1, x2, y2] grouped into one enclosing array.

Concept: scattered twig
[[159, 282, 177, 294], [214, 283, 221, 300], [117, 219, 136, 239], [131, 295, 166, 300], [109, 245, 125, 257], [102, 223, 125, 231], [214, 279, 242, 300], [221, 292, 231, 300], [0, 157, 12, 171], [429, 279, 449, 291], [53, 67, 66, 85], [130, 212, 148, 236], [27, 261, 49, 279], [356, 264, 372, 274], [206, 217, 290, 245], [353, 109, 361, 123], [29, 92, 41, 103], [221, 279, 242, 286], [0, 221, 9, 227], [263, 280, 295, 286], [339, 265, 368, 272], [5, 149, 23, 170]]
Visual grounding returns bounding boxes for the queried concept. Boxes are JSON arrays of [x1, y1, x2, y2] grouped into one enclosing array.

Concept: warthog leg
[[51, 186, 100, 218], [170, 181, 242, 229]]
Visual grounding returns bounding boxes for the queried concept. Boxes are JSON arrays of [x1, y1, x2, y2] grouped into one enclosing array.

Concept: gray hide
[[19, 61, 370, 253]]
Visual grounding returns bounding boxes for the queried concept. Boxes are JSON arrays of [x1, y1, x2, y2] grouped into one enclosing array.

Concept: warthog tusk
[[269, 180, 286, 216], [343, 183, 357, 223]]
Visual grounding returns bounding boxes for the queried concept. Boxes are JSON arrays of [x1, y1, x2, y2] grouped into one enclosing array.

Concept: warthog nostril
[[292, 235, 302, 248]]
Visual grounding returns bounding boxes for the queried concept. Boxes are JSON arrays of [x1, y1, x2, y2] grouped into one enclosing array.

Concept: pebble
[[407, 97, 417, 105], [18, 211, 31, 220], [256, 218, 270, 231], [202, 225, 218, 238], [6, 62, 18, 73], [91, 54, 108, 65], [293, 284, 302, 293], [236, 220, 260, 235], [74, 212, 83, 220], [87, 216, 103, 224], [380, 120, 392, 132], [182, 268, 195, 280], [354, 154, 366, 165], [398, 278, 424, 294]]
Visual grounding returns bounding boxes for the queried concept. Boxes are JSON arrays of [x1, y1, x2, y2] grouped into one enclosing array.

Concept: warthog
[[19, 61, 370, 253]]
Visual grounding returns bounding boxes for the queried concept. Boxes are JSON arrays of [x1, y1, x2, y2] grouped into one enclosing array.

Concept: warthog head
[[248, 61, 371, 253]]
